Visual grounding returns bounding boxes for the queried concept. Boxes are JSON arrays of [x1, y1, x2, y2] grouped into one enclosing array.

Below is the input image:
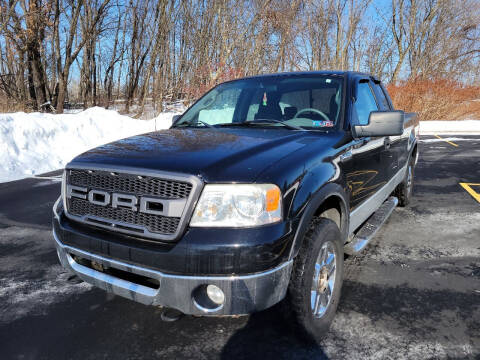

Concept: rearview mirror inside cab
[[353, 110, 404, 138]]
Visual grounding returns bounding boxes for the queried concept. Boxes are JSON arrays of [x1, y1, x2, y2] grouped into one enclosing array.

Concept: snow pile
[[0, 107, 180, 183], [419, 120, 480, 135]]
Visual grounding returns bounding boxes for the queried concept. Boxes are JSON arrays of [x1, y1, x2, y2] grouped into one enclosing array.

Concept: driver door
[[343, 79, 394, 217]]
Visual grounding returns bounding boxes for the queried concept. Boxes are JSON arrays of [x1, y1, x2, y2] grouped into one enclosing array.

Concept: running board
[[344, 196, 398, 255]]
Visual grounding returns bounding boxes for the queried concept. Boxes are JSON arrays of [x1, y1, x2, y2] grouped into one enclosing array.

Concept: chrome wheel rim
[[311, 241, 336, 318]]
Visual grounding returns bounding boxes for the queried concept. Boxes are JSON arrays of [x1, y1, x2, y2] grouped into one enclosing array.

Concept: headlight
[[190, 184, 282, 227]]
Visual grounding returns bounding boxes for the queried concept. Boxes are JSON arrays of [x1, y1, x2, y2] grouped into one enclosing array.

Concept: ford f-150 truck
[[52, 71, 418, 341]]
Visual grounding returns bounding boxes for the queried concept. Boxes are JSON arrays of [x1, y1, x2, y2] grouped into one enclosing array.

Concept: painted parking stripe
[[459, 183, 480, 203], [434, 134, 458, 147]]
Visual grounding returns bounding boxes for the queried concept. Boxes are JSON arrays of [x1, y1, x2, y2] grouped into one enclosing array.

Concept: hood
[[69, 128, 343, 182]]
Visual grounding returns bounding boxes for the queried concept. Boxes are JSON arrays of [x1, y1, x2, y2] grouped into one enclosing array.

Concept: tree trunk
[[56, 73, 68, 114]]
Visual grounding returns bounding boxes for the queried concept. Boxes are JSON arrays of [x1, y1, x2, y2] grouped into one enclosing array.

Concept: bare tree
[[0, 0, 478, 113], [103, 0, 125, 108], [2, 0, 51, 110], [408, 0, 480, 79], [52, 0, 110, 113]]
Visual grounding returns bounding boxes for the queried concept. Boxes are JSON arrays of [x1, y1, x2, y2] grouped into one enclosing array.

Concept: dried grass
[[0, 97, 31, 113], [387, 78, 480, 120]]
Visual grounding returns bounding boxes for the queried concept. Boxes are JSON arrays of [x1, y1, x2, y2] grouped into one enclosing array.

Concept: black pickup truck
[[52, 71, 418, 341]]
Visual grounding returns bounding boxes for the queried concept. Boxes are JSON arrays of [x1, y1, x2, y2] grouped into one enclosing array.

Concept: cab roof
[[235, 70, 379, 83]]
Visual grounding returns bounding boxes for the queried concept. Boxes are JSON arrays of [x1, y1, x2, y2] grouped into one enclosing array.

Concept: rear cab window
[[372, 82, 391, 111]]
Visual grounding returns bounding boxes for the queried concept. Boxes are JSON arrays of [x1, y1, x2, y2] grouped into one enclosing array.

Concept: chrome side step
[[344, 196, 398, 255]]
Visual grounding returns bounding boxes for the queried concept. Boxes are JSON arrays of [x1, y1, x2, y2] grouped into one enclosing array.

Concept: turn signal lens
[[266, 188, 280, 212]]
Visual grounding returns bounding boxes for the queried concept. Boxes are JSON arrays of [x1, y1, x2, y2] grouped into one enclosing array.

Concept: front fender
[[288, 182, 349, 260]]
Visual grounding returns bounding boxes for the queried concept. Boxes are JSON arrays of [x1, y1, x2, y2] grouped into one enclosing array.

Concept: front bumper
[[53, 226, 293, 316]]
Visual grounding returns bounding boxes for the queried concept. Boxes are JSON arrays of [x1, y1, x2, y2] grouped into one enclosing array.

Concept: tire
[[283, 218, 344, 343], [396, 156, 415, 207]]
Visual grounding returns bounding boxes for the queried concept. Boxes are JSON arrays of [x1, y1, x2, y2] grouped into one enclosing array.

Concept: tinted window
[[373, 83, 390, 110], [198, 88, 241, 124], [278, 90, 309, 116], [178, 75, 343, 130], [354, 82, 378, 125]]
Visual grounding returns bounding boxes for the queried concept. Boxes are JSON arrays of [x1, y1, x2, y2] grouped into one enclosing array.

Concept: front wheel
[[283, 218, 344, 343]]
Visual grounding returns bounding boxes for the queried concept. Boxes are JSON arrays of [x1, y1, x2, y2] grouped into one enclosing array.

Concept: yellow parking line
[[434, 134, 458, 147], [459, 183, 480, 203]]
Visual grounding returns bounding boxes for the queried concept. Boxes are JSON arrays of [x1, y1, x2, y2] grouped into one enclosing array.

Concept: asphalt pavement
[[0, 135, 479, 360]]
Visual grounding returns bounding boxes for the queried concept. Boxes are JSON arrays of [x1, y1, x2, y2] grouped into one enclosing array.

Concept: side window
[[373, 83, 390, 110], [354, 82, 378, 125]]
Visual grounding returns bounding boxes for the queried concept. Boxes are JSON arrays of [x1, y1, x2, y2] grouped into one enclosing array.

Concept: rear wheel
[[283, 218, 344, 343], [396, 156, 415, 207]]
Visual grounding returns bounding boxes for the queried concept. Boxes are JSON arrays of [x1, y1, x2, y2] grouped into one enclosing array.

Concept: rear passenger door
[[345, 79, 393, 212]]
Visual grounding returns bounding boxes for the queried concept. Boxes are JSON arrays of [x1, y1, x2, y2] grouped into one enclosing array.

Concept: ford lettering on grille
[[63, 167, 200, 241], [66, 185, 186, 217]]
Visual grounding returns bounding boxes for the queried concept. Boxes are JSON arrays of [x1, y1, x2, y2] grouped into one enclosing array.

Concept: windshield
[[175, 75, 343, 130]]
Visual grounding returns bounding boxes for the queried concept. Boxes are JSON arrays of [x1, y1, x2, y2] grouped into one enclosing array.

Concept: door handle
[[384, 137, 391, 150], [340, 150, 352, 162]]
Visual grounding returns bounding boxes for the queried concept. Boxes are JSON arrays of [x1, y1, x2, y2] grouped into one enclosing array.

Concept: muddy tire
[[283, 218, 344, 343]]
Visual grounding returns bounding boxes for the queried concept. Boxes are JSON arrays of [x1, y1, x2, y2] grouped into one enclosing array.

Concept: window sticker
[[313, 120, 334, 127], [262, 92, 267, 106]]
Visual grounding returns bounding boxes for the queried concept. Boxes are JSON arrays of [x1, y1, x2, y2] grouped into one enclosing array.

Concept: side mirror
[[353, 110, 404, 138]]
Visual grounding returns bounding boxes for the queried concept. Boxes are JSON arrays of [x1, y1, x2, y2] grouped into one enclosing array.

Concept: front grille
[[69, 169, 192, 199], [65, 168, 196, 240], [68, 198, 180, 234]]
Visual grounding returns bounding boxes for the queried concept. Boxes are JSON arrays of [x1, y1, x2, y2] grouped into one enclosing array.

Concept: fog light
[[206, 284, 225, 305]]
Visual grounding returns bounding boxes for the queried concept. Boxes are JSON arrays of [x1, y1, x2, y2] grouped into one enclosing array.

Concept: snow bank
[[419, 120, 480, 135], [0, 107, 179, 183]]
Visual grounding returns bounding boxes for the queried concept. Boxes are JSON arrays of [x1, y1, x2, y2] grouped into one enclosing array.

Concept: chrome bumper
[[53, 229, 292, 315]]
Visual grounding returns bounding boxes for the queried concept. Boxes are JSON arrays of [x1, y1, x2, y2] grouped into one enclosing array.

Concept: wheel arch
[[289, 183, 349, 260], [409, 134, 419, 164]]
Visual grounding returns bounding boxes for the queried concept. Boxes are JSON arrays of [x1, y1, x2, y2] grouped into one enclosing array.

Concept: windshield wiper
[[198, 120, 217, 129], [173, 120, 217, 129], [250, 118, 306, 131]]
